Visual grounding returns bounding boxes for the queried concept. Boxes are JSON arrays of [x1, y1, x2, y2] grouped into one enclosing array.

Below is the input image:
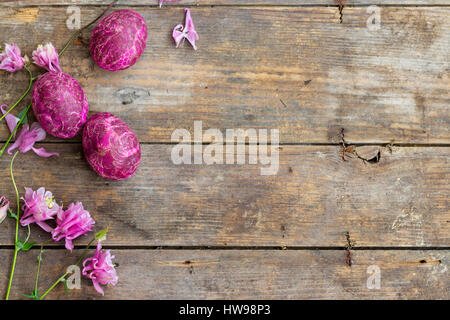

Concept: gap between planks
[[1, 141, 450, 147], [0, 246, 450, 250], [3, 3, 450, 8]]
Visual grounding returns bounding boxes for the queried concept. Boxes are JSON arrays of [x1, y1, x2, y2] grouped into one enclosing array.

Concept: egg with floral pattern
[[32, 72, 88, 138], [82, 112, 141, 180], [89, 9, 148, 71]]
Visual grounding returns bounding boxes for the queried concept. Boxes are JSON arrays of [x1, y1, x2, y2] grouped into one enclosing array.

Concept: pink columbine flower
[[82, 242, 118, 295], [32, 43, 62, 73], [173, 8, 199, 50], [52, 202, 95, 251], [159, 0, 181, 8], [1, 104, 20, 138], [0, 196, 10, 224], [0, 43, 25, 72], [7, 121, 59, 157], [20, 187, 59, 232]]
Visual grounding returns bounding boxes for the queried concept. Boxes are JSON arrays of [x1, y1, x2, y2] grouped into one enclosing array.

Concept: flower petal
[[32, 43, 62, 73], [172, 9, 199, 50], [172, 25, 185, 48], [31, 147, 59, 158], [30, 122, 47, 141], [92, 280, 105, 296], [0, 196, 9, 224], [0, 43, 25, 72], [36, 220, 54, 233], [1, 104, 20, 136], [7, 124, 28, 155]]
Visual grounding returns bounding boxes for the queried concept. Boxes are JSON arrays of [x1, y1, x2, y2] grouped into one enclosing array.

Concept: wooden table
[[0, 0, 448, 299]]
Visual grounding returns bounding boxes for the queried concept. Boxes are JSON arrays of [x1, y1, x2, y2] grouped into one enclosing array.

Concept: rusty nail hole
[[184, 260, 191, 265], [420, 259, 427, 264], [340, 128, 354, 161]]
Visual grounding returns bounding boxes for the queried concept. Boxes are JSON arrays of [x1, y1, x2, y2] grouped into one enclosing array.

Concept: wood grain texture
[[0, 144, 448, 247], [0, 7, 448, 144], [0, 249, 448, 299], [4, 1, 450, 7]]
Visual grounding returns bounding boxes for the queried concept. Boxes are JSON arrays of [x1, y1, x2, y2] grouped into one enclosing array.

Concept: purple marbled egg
[[90, 9, 148, 71], [82, 112, 141, 180], [32, 72, 89, 138]]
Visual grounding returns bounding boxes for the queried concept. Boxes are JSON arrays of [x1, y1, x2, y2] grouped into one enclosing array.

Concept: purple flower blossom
[[7, 121, 59, 158], [52, 202, 95, 251], [82, 242, 118, 295], [173, 8, 199, 50], [0, 196, 10, 224], [20, 187, 59, 232], [1, 104, 20, 138], [0, 43, 25, 72], [32, 43, 62, 73]]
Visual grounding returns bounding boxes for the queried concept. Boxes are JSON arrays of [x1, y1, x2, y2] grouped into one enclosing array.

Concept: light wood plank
[[0, 7, 448, 144], [0, 144, 448, 247], [1, 249, 448, 299]]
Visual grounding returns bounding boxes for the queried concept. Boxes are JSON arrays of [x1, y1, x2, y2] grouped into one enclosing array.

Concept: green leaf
[[22, 292, 40, 300], [7, 209, 17, 219], [18, 107, 28, 124], [95, 227, 109, 241], [21, 241, 36, 251], [62, 279, 71, 296], [16, 240, 36, 251]]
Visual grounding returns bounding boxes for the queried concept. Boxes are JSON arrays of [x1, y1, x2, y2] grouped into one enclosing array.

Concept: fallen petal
[[1, 104, 20, 137], [31, 147, 59, 158]]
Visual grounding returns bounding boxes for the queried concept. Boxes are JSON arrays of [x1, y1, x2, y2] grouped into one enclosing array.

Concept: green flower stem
[[0, 67, 33, 122], [39, 238, 96, 300], [58, 0, 119, 57], [34, 246, 43, 294], [0, 103, 31, 158], [39, 272, 69, 300], [5, 151, 20, 300], [32, 240, 50, 298]]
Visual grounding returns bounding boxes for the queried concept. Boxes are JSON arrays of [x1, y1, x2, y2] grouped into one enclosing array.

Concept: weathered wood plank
[[1, 249, 448, 299], [0, 144, 448, 247], [0, 7, 448, 144], [3, 1, 450, 7]]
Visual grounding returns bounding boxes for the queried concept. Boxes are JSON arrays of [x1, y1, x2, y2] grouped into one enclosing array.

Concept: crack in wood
[[345, 231, 354, 267], [335, 0, 346, 23]]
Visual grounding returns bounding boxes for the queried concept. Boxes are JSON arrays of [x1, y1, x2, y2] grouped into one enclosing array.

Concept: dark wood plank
[[0, 144, 448, 247], [3, 1, 450, 6], [1, 249, 448, 299], [0, 7, 448, 144]]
